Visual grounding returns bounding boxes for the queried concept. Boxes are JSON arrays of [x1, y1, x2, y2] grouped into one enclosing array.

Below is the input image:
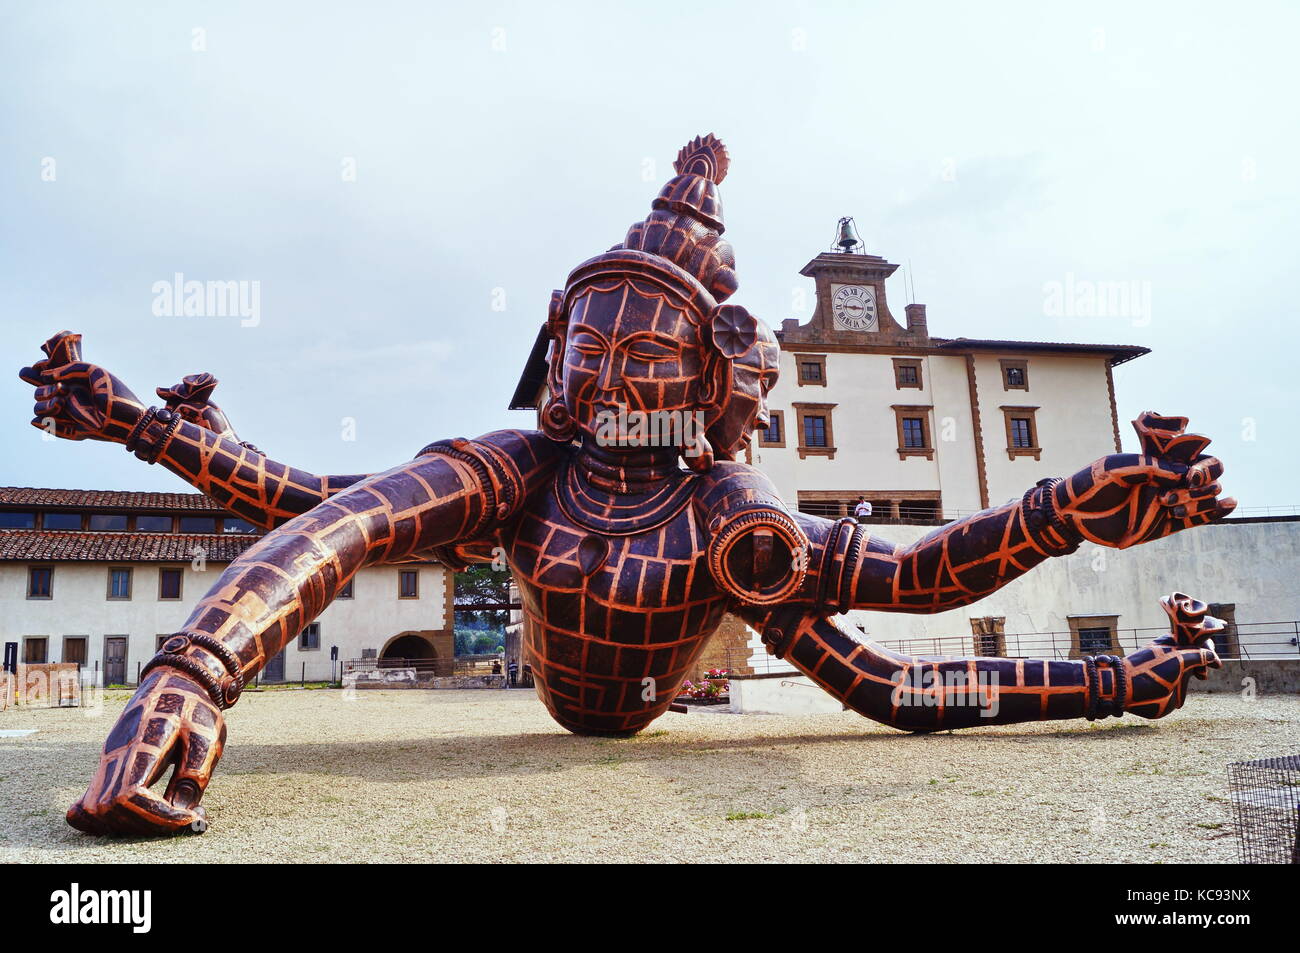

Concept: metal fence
[[1228, 754, 1300, 864], [877, 621, 1300, 661], [715, 621, 1300, 679]]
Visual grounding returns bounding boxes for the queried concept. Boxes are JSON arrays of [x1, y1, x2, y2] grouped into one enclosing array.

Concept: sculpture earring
[[541, 396, 576, 443], [682, 429, 714, 472]]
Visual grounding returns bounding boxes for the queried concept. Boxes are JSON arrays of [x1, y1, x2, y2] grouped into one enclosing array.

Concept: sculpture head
[[540, 135, 780, 470]]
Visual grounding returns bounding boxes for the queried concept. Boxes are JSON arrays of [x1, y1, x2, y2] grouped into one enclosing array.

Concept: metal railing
[[716, 621, 1300, 679], [796, 504, 1300, 526], [873, 621, 1300, 661]]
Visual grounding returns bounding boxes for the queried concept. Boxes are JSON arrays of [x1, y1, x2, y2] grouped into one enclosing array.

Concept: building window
[[793, 403, 837, 460], [63, 637, 88, 665], [299, 623, 321, 651], [804, 415, 827, 447], [23, 637, 48, 664], [88, 513, 128, 531], [338, 579, 355, 599], [1068, 615, 1120, 658], [159, 567, 184, 600], [223, 517, 258, 534], [107, 567, 132, 601], [795, 354, 827, 386], [399, 570, 419, 599], [892, 358, 923, 390], [891, 405, 934, 460], [1000, 358, 1029, 391], [758, 410, 785, 448], [44, 512, 83, 530], [179, 516, 219, 533], [0, 511, 36, 529], [1000, 405, 1041, 460], [27, 566, 53, 599], [136, 515, 173, 532]]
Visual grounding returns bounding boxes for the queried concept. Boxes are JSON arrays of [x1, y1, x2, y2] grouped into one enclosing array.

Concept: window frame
[[399, 569, 420, 599], [758, 409, 785, 448], [299, 622, 321, 651], [337, 578, 355, 599], [1067, 615, 1120, 658], [891, 405, 935, 460], [136, 514, 174, 533], [1000, 405, 1042, 460], [42, 511, 84, 531], [792, 403, 837, 460], [23, 636, 49, 664], [794, 353, 827, 387], [62, 636, 88, 666], [892, 357, 923, 390], [27, 565, 54, 600], [999, 358, 1029, 391], [106, 565, 133, 601], [158, 566, 185, 601]]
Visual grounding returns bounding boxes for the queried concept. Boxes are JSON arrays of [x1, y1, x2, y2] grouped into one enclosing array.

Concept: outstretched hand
[[1054, 412, 1236, 549], [67, 665, 225, 836], [1122, 592, 1224, 719], [19, 331, 145, 443]]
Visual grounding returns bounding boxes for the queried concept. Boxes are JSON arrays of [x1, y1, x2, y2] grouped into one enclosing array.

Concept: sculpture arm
[[736, 594, 1222, 731], [65, 429, 557, 836], [19, 331, 369, 528], [144, 413, 369, 529]]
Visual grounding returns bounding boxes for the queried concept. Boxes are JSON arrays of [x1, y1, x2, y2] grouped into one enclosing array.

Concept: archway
[[380, 632, 436, 663]]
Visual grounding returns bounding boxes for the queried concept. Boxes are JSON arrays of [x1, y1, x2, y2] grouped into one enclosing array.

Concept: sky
[[1, 0, 1296, 511]]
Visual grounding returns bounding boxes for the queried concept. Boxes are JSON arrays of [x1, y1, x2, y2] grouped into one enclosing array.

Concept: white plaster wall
[[974, 353, 1117, 506], [757, 351, 983, 507], [0, 561, 448, 683], [842, 519, 1299, 654]]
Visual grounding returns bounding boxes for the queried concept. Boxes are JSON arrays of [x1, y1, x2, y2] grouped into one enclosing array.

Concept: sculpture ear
[[708, 304, 758, 359]]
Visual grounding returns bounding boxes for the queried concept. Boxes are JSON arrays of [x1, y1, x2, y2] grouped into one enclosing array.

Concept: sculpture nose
[[597, 353, 623, 394]]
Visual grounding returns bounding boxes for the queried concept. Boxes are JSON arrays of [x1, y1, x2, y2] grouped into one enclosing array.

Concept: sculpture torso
[[501, 448, 732, 735]]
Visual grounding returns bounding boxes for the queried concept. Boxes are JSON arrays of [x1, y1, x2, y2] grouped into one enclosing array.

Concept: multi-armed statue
[[22, 135, 1235, 836]]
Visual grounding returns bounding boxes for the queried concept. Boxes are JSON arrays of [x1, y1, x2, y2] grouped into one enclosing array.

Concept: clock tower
[[779, 218, 928, 348]]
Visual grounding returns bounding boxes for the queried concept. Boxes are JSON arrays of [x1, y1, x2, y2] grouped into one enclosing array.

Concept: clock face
[[831, 284, 878, 332]]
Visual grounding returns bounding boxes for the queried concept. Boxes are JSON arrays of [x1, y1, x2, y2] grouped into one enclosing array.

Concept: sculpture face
[[561, 283, 707, 449]]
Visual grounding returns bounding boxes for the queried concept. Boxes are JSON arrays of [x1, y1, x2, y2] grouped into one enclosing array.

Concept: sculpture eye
[[569, 331, 606, 356], [626, 339, 679, 362]]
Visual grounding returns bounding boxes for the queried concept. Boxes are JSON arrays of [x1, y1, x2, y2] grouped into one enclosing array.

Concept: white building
[[510, 229, 1300, 669], [752, 245, 1144, 520], [0, 487, 452, 685]]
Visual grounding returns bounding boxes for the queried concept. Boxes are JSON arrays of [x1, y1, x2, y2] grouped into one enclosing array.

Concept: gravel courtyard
[[1, 688, 1294, 863]]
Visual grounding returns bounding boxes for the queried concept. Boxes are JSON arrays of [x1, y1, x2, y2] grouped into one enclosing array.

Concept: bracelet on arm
[[140, 632, 245, 709], [123, 407, 158, 454], [1020, 477, 1081, 556], [1082, 654, 1127, 720]]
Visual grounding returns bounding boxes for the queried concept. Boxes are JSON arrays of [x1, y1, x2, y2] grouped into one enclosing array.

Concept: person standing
[[853, 497, 873, 522]]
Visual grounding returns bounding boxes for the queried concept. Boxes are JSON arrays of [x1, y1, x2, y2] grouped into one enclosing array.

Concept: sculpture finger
[[18, 360, 53, 387]]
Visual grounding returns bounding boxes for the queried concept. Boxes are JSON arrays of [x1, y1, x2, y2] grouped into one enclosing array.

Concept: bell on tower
[[833, 216, 862, 254]]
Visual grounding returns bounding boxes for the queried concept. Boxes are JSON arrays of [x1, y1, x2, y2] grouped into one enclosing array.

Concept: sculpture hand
[[19, 331, 145, 443], [1053, 412, 1236, 549], [67, 666, 225, 836], [157, 372, 237, 438], [1121, 592, 1223, 719]]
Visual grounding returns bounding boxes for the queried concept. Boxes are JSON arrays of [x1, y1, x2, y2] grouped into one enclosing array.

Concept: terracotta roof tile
[[0, 531, 256, 562], [0, 486, 227, 512]]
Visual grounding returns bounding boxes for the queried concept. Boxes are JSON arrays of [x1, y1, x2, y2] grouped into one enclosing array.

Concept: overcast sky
[[2, 1, 1295, 511]]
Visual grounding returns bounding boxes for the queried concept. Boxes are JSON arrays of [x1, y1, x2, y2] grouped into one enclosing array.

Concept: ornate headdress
[[540, 134, 780, 468]]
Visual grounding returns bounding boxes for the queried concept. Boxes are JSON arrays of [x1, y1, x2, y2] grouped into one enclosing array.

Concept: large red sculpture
[[21, 135, 1235, 836]]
